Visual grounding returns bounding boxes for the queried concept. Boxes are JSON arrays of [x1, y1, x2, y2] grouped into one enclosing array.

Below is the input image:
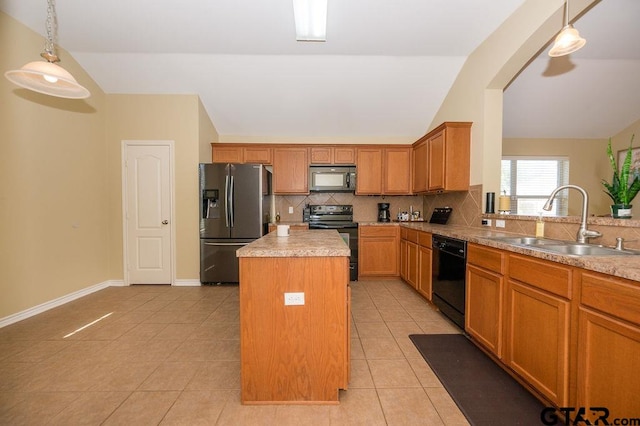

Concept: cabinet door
[[359, 237, 398, 276], [358, 226, 399, 277], [576, 307, 640, 421], [383, 147, 412, 194], [466, 264, 503, 358], [356, 148, 383, 194], [212, 146, 243, 163], [505, 280, 570, 406], [310, 147, 332, 164], [273, 148, 309, 194], [400, 239, 408, 281], [412, 141, 428, 193], [244, 146, 272, 164], [406, 241, 419, 288], [417, 246, 432, 300], [334, 147, 355, 164], [428, 131, 445, 191]]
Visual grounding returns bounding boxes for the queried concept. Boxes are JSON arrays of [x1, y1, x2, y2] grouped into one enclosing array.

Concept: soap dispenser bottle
[[535, 213, 545, 238]]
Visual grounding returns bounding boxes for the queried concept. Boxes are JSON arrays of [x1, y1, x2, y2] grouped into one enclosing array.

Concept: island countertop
[[237, 229, 350, 258]]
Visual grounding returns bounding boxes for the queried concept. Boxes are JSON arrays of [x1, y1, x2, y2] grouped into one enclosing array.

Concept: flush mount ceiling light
[[4, 0, 90, 99], [293, 0, 328, 42], [548, 0, 586, 57]]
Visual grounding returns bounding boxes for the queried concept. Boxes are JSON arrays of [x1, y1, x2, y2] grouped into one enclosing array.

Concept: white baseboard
[[173, 279, 201, 287], [0, 280, 122, 329]]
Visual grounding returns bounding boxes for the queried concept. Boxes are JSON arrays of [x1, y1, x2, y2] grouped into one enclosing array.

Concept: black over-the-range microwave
[[309, 166, 356, 192]]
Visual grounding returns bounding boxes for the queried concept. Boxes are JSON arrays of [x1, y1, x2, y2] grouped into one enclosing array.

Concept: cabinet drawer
[[405, 229, 418, 243], [508, 254, 572, 299], [360, 226, 399, 238], [418, 231, 432, 248], [468, 244, 505, 274], [581, 271, 640, 325]]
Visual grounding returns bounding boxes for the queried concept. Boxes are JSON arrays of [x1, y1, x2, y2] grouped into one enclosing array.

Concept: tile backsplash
[[272, 184, 484, 224]]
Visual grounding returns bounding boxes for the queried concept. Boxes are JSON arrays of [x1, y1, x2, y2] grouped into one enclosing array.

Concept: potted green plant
[[602, 135, 640, 218]]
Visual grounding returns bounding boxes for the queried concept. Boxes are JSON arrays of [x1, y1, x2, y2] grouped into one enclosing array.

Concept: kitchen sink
[[487, 236, 640, 256], [538, 244, 640, 256], [487, 236, 560, 245]]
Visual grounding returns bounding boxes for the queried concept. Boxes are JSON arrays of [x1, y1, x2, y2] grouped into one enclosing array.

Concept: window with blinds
[[501, 157, 570, 216]]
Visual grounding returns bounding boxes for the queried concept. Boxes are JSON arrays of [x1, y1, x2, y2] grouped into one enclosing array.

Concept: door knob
[[162, 220, 169, 225]]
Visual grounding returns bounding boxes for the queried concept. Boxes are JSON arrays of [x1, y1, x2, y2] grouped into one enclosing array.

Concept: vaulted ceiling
[[2, 0, 638, 141]]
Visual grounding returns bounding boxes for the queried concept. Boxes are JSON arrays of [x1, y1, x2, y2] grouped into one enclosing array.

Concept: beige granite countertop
[[237, 229, 350, 258], [396, 222, 640, 284]]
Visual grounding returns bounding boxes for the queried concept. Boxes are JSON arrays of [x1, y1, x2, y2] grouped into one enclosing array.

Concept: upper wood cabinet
[[412, 122, 471, 194], [272, 147, 309, 194], [212, 145, 243, 163], [243, 146, 272, 164], [310, 146, 355, 165], [211, 144, 272, 164], [383, 147, 412, 195], [356, 146, 411, 195], [356, 148, 383, 194]]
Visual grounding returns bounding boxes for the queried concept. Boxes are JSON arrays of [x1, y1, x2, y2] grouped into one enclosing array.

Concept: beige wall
[[1, 12, 108, 318], [106, 95, 204, 281]]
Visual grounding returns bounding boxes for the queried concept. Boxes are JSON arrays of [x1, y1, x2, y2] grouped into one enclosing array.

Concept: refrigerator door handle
[[203, 242, 250, 247], [224, 174, 230, 227], [229, 175, 235, 228]]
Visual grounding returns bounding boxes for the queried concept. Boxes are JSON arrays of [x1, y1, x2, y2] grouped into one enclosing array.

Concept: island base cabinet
[[239, 256, 349, 404], [505, 281, 570, 406]]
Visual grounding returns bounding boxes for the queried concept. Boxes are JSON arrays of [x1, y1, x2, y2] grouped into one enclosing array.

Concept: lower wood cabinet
[[575, 271, 640, 420], [466, 264, 504, 358], [464, 242, 640, 415], [466, 244, 505, 358], [358, 225, 399, 278], [400, 228, 432, 299], [417, 245, 432, 300], [505, 279, 570, 406]]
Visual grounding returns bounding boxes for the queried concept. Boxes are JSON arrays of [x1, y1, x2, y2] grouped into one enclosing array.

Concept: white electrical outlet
[[496, 219, 506, 228], [482, 219, 492, 227], [288, 206, 294, 214], [284, 292, 305, 306]]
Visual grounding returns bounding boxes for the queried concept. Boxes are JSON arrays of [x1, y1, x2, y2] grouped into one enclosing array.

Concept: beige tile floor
[[0, 279, 469, 425]]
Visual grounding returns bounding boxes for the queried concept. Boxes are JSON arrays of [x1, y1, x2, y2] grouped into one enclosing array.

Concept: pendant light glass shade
[[5, 60, 90, 99], [548, 0, 586, 57], [4, 0, 90, 99], [549, 24, 586, 57]]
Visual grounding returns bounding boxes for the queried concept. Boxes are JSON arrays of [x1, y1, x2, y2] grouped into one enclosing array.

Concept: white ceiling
[[2, 0, 638, 141]]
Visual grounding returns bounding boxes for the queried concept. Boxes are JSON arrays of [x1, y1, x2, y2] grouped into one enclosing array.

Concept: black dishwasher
[[431, 235, 467, 329]]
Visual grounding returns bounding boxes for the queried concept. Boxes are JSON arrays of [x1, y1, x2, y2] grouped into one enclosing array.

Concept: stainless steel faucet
[[542, 184, 602, 244]]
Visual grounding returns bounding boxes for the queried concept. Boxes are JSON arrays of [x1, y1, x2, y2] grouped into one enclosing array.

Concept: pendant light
[[548, 0, 586, 57], [4, 0, 90, 99]]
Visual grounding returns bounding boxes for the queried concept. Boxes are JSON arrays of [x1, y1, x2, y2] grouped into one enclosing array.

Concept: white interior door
[[123, 142, 173, 284]]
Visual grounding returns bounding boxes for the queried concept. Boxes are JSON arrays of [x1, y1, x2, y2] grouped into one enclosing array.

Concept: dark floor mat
[[409, 334, 547, 426]]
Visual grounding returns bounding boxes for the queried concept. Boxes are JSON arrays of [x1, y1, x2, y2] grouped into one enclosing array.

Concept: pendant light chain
[[42, 0, 60, 63]]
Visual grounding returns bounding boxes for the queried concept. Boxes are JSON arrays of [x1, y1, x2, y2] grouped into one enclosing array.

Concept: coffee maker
[[378, 203, 391, 222]]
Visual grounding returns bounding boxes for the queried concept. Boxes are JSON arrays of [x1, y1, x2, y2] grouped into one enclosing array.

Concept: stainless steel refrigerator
[[199, 163, 271, 283]]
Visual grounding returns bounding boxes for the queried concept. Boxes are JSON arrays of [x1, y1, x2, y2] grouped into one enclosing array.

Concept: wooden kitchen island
[[236, 229, 351, 404]]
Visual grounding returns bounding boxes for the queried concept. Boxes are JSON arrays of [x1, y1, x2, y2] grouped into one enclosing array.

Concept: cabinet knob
[[162, 220, 169, 225]]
